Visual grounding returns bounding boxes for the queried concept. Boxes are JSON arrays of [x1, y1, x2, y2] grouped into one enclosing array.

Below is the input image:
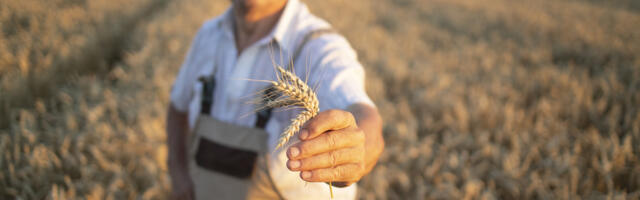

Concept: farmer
[[166, 0, 383, 199]]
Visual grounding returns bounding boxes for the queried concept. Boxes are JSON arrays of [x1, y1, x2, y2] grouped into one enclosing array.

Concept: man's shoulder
[[289, 3, 332, 37], [196, 16, 225, 37], [289, 3, 354, 55]]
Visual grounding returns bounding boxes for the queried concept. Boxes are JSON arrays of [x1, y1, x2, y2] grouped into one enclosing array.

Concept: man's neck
[[232, 0, 287, 55]]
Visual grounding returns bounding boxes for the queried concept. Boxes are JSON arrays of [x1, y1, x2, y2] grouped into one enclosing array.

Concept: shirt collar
[[219, 0, 300, 54]]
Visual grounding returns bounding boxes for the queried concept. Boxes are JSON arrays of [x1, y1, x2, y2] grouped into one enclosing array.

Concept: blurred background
[[1, 0, 639, 199]]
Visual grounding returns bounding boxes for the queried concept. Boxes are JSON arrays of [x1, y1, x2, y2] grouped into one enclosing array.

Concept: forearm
[[167, 104, 190, 175], [348, 103, 384, 175]]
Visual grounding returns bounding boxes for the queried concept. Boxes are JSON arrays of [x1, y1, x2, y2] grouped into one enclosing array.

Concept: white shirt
[[170, 0, 373, 199]]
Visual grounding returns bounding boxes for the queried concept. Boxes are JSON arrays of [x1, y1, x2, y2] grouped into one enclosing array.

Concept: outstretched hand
[[286, 109, 366, 187]]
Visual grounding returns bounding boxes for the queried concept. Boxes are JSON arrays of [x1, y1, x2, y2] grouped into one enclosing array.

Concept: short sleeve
[[170, 27, 207, 112], [305, 35, 375, 111]]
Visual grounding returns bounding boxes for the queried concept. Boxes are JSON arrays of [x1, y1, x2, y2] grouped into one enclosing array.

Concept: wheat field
[[1, 0, 638, 199]]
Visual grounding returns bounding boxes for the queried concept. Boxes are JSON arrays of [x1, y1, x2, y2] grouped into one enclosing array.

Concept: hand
[[170, 169, 195, 200], [286, 109, 366, 187]]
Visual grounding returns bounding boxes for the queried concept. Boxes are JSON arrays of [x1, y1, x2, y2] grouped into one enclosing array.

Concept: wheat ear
[[264, 66, 319, 150]]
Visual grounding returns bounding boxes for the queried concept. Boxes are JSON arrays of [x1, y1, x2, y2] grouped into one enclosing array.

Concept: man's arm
[[166, 104, 194, 200], [286, 103, 384, 187]]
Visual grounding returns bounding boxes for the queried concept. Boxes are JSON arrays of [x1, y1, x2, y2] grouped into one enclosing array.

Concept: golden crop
[[1, 0, 638, 199]]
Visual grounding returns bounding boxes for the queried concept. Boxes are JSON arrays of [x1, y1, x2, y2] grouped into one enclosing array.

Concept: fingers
[[299, 163, 364, 182], [287, 146, 364, 171], [287, 129, 364, 159], [285, 109, 366, 185], [300, 109, 356, 140]]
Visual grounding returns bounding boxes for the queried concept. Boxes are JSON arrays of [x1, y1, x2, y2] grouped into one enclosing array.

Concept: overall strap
[[255, 28, 336, 129], [199, 75, 216, 115]]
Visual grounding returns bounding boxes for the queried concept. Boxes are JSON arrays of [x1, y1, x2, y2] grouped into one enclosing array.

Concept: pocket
[[194, 136, 258, 179]]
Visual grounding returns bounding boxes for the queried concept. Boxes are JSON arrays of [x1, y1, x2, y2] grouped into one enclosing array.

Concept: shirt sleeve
[[170, 27, 207, 112], [305, 34, 375, 111]]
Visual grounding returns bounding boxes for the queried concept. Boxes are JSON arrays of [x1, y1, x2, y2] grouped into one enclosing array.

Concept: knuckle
[[332, 168, 340, 180], [306, 122, 319, 134], [331, 110, 347, 121], [327, 132, 338, 148], [298, 143, 310, 156], [327, 109, 341, 118], [336, 165, 348, 179], [345, 111, 355, 122], [329, 151, 338, 167]]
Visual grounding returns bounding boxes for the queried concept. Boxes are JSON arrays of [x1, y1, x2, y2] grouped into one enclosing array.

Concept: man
[[166, 0, 384, 199]]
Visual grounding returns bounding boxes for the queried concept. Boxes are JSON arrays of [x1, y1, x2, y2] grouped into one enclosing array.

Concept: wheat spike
[[267, 66, 319, 150]]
